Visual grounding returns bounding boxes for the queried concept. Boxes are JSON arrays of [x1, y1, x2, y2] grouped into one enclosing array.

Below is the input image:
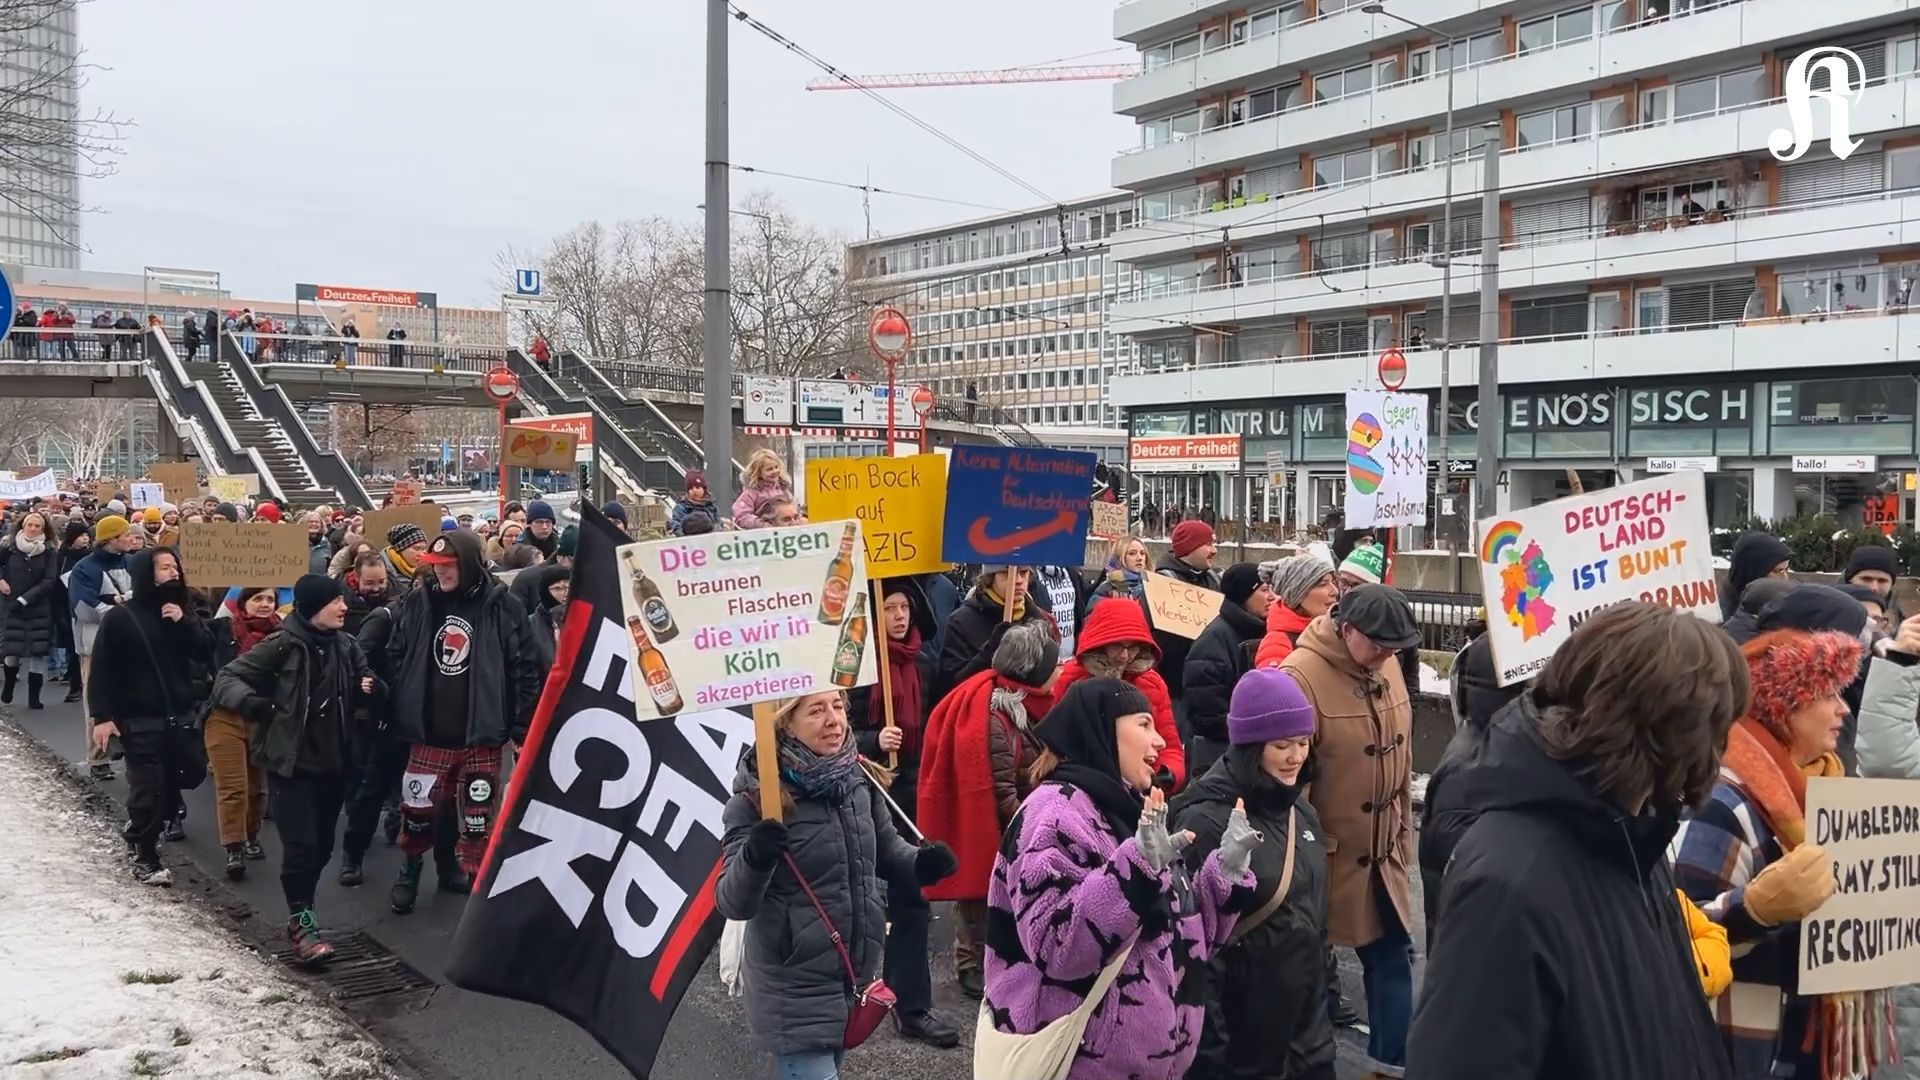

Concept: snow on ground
[[0, 722, 399, 1080], [1419, 661, 1449, 697]]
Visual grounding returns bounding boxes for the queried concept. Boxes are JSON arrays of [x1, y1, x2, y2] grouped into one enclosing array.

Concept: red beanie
[[254, 502, 283, 523], [1741, 629, 1862, 744], [1170, 520, 1216, 559]]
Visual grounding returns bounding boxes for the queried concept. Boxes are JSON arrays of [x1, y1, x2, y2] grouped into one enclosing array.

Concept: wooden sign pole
[[752, 700, 783, 823], [872, 581, 898, 772]]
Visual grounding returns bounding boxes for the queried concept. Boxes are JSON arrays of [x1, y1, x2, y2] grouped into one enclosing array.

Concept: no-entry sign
[[1378, 347, 1407, 390]]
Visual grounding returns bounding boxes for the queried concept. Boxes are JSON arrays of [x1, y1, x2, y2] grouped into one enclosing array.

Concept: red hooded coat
[[1051, 597, 1185, 788]]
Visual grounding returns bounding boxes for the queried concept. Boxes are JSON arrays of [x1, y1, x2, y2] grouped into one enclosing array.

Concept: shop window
[[1769, 376, 1917, 454]]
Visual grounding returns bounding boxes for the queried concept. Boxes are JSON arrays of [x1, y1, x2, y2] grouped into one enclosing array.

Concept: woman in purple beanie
[[1172, 667, 1332, 1080]]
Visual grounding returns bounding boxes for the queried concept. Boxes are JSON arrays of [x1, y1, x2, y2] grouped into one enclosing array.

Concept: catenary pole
[[703, 0, 736, 515]]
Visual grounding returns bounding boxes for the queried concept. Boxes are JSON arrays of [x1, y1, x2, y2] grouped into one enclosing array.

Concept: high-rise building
[[1106, 0, 1920, 534], [0, 0, 82, 269], [845, 192, 1140, 430]]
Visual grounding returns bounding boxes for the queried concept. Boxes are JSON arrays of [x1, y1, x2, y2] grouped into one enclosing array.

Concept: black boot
[[63, 664, 81, 703], [895, 1009, 961, 1049], [2, 664, 17, 704], [26, 673, 42, 710], [390, 856, 423, 914]]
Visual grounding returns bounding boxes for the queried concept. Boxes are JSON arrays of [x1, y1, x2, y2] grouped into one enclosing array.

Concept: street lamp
[[1363, 1, 1463, 541]]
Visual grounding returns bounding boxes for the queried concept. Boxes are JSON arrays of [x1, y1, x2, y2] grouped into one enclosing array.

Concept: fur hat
[[1741, 629, 1863, 745]]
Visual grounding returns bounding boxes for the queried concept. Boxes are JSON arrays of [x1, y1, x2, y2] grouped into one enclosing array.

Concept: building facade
[[1106, 0, 1920, 533], [846, 193, 1140, 429], [0, 1, 82, 269]]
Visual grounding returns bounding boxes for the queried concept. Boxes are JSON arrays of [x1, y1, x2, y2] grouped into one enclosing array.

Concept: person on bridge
[[384, 529, 541, 913], [13, 302, 35, 358], [111, 310, 139, 360], [89, 310, 113, 359], [731, 450, 794, 531], [35, 306, 56, 358], [385, 323, 407, 367], [71, 514, 140, 780], [54, 304, 76, 359], [518, 500, 558, 560], [181, 313, 202, 362], [0, 509, 61, 712]]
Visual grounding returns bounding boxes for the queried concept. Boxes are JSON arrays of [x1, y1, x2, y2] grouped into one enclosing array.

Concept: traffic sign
[[867, 306, 911, 364], [0, 265, 13, 334], [910, 386, 935, 421], [483, 366, 521, 402], [515, 268, 543, 296], [1377, 347, 1407, 390]]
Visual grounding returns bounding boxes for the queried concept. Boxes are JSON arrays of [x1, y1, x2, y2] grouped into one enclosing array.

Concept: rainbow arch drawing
[[1480, 520, 1525, 564]]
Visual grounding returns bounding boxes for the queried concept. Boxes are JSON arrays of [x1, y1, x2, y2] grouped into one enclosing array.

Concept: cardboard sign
[[1799, 772, 1920, 994], [502, 425, 579, 471], [363, 504, 447, 549], [94, 481, 116, 503], [130, 482, 165, 510], [177, 521, 310, 588], [614, 520, 877, 718], [1475, 471, 1716, 687], [805, 453, 949, 577], [941, 446, 1095, 568], [390, 477, 421, 506], [1090, 500, 1128, 541], [1864, 494, 1899, 536], [1141, 572, 1225, 640], [149, 461, 199, 506], [1343, 390, 1428, 528], [207, 474, 257, 503]]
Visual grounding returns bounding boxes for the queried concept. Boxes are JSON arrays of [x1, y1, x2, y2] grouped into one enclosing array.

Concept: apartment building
[[1106, 0, 1920, 533], [846, 192, 1140, 429]]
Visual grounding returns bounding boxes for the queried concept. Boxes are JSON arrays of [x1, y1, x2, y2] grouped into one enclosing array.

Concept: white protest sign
[[1800, 775, 1920, 995], [1474, 471, 1715, 686], [614, 520, 877, 718], [130, 482, 165, 510], [1343, 390, 1428, 528], [0, 471, 56, 501]]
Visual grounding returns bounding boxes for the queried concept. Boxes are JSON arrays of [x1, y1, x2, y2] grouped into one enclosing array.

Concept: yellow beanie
[[141, 506, 163, 525], [93, 514, 130, 543]]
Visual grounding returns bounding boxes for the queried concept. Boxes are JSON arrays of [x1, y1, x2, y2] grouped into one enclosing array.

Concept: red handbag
[[782, 852, 895, 1049]]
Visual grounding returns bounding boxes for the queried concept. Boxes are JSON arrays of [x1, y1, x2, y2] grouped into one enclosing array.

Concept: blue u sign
[[515, 268, 542, 296]]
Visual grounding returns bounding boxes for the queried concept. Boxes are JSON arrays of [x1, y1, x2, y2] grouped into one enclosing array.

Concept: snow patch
[[1419, 661, 1449, 697]]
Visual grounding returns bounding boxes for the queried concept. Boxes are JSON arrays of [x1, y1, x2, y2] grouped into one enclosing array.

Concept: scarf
[[981, 583, 1025, 621], [386, 546, 416, 578], [12, 531, 45, 557], [232, 613, 281, 657], [869, 628, 924, 759], [1104, 562, 1144, 592], [776, 730, 861, 802]]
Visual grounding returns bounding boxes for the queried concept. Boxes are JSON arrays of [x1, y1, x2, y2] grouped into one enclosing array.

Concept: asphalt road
[[10, 693, 1416, 1080]]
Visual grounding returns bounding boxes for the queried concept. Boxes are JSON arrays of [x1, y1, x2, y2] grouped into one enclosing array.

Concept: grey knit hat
[[1270, 554, 1336, 612]]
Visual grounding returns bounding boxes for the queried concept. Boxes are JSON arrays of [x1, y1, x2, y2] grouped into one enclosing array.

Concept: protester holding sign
[[1673, 628, 1858, 1078], [933, 566, 1055, 700], [1153, 521, 1220, 722], [1053, 597, 1185, 790]]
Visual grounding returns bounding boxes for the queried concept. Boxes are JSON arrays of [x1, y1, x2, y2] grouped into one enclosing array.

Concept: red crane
[[805, 63, 1136, 91]]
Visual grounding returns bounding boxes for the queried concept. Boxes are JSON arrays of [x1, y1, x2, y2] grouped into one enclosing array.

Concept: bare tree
[[51, 398, 133, 477], [0, 0, 129, 248], [0, 397, 59, 468], [329, 405, 425, 473]]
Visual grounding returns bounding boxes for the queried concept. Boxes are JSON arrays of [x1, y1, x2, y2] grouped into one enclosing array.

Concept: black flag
[[447, 505, 754, 1077]]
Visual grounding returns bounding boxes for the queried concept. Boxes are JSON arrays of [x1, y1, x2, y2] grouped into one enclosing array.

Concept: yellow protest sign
[[1141, 572, 1225, 640], [177, 521, 309, 588], [207, 474, 255, 503], [805, 454, 948, 577], [502, 425, 579, 471]]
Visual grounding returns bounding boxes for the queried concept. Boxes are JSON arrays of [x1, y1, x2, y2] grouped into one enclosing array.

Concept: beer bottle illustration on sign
[[622, 548, 679, 643], [818, 522, 858, 624], [830, 593, 869, 689], [627, 616, 685, 715]]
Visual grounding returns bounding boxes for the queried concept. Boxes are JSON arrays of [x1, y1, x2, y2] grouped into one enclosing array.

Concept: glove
[[1743, 843, 1836, 927], [741, 819, 789, 872], [914, 842, 958, 886], [1135, 790, 1192, 874], [1217, 800, 1263, 880], [244, 695, 274, 725]]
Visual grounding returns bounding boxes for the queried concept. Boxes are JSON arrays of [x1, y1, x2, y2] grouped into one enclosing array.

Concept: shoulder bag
[[1227, 806, 1298, 945], [971, 935, 1138, 1080], [123, 610, 211, 791], [781, 851, 895, 1049]]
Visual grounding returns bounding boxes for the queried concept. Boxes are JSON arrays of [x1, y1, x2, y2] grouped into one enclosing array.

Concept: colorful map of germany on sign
[[1482, 521, 1556, 640]]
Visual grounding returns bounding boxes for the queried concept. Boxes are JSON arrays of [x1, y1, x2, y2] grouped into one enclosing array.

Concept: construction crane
[[805, 63, 1136, 91]]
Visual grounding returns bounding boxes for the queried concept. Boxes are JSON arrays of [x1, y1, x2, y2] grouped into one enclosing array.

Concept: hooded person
[[1172, 668, 1334, 1080], [86, 547, 216, 888], [524, 562, 570, 673], [382, 528, 543, 912], [599, 500, 628, 535], [1409, 603, 1743, 1080], [1183, 563, 1273, 779], [1722, 532, 1793, 619], [1723, 577, 1796, 645], [1052, 597, 1185, 789], [1255, 554, 1339, 668], [668, 468, 716, 536], [977, 677, 1259, 1080], [1672, 628, 1861, 1079], [519, 499, 559, 560], [212, 574, 380, 965]]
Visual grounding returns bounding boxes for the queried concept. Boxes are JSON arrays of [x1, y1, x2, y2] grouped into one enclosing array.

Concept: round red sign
[[483, 366, 521, 402], [868, 306, 912, 364], [910, 386, 935, 420], [1377, 347, 1407, 391]]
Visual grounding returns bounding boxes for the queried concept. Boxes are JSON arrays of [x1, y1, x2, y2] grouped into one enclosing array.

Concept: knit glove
[[1135, 789, 1192, 874], [1217, 799, 1263, 880], [741, 820, 789, 873], [1743, 843, 1836, 927], [914, 842, 958, 886]]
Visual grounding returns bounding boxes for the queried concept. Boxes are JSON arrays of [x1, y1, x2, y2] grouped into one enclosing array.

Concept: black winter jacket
[[1152, 553, 1219, 699], [1405, 698, 1731, 1080], [1181, 597, 1264, 777], [931, 586, 1054, 701], [213, 614, 381, 778], [715, 757, 919, 1056], [87, 549, 215, 731], [0, 534, 60, 659], [1173, 750, 1333, 1080]]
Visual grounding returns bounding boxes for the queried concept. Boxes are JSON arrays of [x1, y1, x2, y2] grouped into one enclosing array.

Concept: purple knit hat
[[1227, 668, 1316, 745]]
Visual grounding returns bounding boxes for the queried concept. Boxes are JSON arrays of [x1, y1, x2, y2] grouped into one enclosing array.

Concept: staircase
[[506, 349, 678, 493], [184, 361, 338, 509], [555, 352, 743, 478]]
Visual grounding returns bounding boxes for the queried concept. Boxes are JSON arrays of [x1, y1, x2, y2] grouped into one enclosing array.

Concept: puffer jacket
[[1052, 597, 1185, 788], [1181, 597, 1265, 779], [1172, 750, 1333, 1080], [1852, 657, 1920, 1080], [0, 532, 60, 659], [714, 756, 919, 1056], [730, 479, 793, 530]]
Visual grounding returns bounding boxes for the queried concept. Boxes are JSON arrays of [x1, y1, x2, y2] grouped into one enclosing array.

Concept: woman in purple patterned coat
[[981, 676, 1262, 1080]]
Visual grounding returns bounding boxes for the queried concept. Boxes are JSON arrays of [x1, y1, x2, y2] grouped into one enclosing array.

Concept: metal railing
[[218, 332, 508, 374], [139, 329, 287, 504], [220, 332, 372, 507], [2, 325, 148, 361]]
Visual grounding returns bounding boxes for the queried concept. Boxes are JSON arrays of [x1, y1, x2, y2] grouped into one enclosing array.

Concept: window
[[1654, 67, 1767, 124], [1636, 287, 1668, 331], [1314, 146, 1376, 187], [1590, 293, 1623, 334], [1511, 293, 1589, 340], [1779, 265, 1889, 317], [1246, 81, 1302, 119], [1016, 372, 1029, 388], [1518, 6, 1593, 54], [1666, 277, 1756, 328], [1411, 29, 1503, 78], [1516, 102, 1594, 148], [1311, 230, 1369, 271], [1309, 318, 1370, 356], [1314, 63, 1373, 103], [1143, 34, 1202, 71], [1639, 178, 1732, 222], [1407, 212, 1482, 257], [1409, 127, 1475, 170], [1891, 146, 1920, 190]]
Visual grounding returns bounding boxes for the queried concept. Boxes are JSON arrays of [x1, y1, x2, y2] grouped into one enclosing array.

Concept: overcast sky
[[76, 0, 1134, 307]]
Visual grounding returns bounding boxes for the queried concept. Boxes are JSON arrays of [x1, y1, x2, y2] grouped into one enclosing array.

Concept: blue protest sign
[[941, 445, 1096, 567]]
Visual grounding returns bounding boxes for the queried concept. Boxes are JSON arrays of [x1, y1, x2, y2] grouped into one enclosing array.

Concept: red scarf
[[233, 612, 281, 656], [870, 628, 923, 758]]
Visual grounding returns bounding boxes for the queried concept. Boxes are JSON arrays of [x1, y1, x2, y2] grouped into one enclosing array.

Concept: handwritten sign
[[1141, 572, 1225, 640], [1799, 774, 1920, 994], [177, 521, 310, 588], [615, 521, 876, 718], [363, 505, 446, 549], [941, 446, 1095, 568], [130, 482, 165, 510], [1090, 500, 1128, 541], [0, 471, 57, 502], [502, 425, 579, 471], [805, 454, 949, 577], [390, 477, 421, 506], [94, 481, 117, 503], [149, 461, 199, 506], [207, 474, 257, 503], [1343, 390, 1428, 528], [1475, 471, 1715, 687]]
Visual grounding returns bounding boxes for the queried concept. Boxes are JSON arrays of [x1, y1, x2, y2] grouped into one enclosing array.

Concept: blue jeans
[[771, 1051, 843, 1080], [1353, 899, 1414, 1076]]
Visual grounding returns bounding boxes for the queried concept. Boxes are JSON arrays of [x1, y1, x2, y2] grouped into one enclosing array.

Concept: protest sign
[[207, 473, 258, 502], [94, 481, 116, 503], [0, 470, 57, 502], [130, 483, 165, 510], [177, 521, 310, 587], [1864, 494, 1899, 536], [1343, 390, 1427, 528], [1141, 572, 1225, 640], [502, 425, 579, 471], [390, 477, 421, 505], [149, 462, 199, 506], [1799, 771, 1920, 995], [1090, 500, 1128, 541], [448, 506, 748, 1078], [942, 446, 1095, 568], [1475, 471, 1715, 686], [805, 454, 948, 577], [614, 520, 877, 718], [364, 504, 447, 547]]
